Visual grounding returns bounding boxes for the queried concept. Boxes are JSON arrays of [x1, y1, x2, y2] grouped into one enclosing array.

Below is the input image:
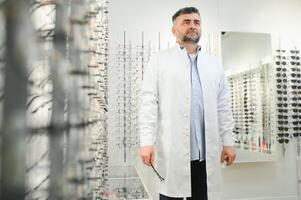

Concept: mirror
[[221, 32, 276, 162]]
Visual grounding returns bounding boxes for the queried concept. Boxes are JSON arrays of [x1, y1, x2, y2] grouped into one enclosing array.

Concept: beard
[[182, 29, 200, 44]]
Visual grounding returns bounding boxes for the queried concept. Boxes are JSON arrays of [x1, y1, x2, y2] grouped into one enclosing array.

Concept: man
[[139, 7, 236, 200]]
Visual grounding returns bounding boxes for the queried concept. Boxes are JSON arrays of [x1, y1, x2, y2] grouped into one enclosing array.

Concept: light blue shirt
[[189, 53, 206, 161]]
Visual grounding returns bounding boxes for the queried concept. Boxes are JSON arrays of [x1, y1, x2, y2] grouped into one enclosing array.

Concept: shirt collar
[[179, 43, 202, 52]]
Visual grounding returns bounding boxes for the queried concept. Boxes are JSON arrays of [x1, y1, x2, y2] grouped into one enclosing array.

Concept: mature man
[[139, 7, 236, 200]]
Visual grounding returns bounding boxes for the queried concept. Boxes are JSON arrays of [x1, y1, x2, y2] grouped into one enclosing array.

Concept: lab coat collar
[[177, 43, 202, 53]]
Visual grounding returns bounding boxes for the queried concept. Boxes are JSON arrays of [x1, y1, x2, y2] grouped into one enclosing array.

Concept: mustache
[[186, 29, 199, 34]]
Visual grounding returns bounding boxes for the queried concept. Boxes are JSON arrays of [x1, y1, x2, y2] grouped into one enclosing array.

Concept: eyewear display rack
[[273, 47, 301, 157], [273, 46, 301, 200], [228, 64, 275, 157], [114, 31, 151, 199], [228, 46, 301, 162], [0, 0, 110, 200]]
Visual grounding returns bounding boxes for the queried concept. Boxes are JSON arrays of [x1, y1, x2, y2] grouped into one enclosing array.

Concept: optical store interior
[[0, 0, 301, 200]]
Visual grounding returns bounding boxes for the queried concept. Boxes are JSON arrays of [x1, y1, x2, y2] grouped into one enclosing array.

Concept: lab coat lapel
[[173, 44, 190, 68]]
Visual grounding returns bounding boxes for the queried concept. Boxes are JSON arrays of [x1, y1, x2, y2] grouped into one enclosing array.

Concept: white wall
[[108, 0, 301, 199]]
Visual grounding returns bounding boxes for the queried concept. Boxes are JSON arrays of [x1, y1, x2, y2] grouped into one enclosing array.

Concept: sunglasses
[[276, 79, 287, 84], [292, 91, 301, 95], [278, 115, 288, 119], [292, 115, 301, 119], [290, 61, 300, 65], [291, 73, 301, 78], [276, 49, 286, 53], [277, 103, 288, 107], [292, 121, 301, 125], [290, 56, 300, 60], [291, 79, 301, 83], [290, 50, 300, 54], [276, 73, 286, 77], [276, 67, 286, 72], [291, 68, 301, 72], [278, 121, 288, 125], [278, 138, 289, 144], [278, 127, 289, 131], [278, 133, 289, 137], [292, 97, 301, 101], [276, 90, 287, 95], [276, 61, 287, 65], [276, 85, 287, 89], [277, 97, 288, 101], [275, 55, 286, 59]]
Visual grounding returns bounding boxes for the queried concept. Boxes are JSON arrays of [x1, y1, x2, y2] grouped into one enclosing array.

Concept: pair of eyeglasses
[[292, 85, 301, 90], [276, 61, 286, 65], [150, 163, 165, 181], [278, 115, 288, 119], [244, 116, 254, 120], [275, 55, 286, 59], [277, 85, 287, 89], [291, 73, 301, 78], [278, 121, 288, 125], [292, 91, 301, 95], [292, 97, 301, 101], [278, 127, 289, 131], [278, 109, 288, 113], [277, 103, 288, 107], [293, 127, 301, 131], [277, 79, 287, 84], [293, 133, 301, 137], [292, 115, 301, 119], [291, 79, 301, 83], [276, 90, 287, 95], [276, 49, 286, 53], [292, 103, 301, 107], [291, 67, 301, 72], [292, 121, 301, 125], [290, 50, 300, 54], [276, 73, 287, 77], [290, 56, 300, 60], [278, 138, 289, 144], [292, 109, 301, 112], [276, 67, 286, 72], [277, 97, 287, 101], [278, 133, 289, 137]]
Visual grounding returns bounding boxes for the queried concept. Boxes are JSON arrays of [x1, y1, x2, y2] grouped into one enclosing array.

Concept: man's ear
[[172, 26, 176, 36]]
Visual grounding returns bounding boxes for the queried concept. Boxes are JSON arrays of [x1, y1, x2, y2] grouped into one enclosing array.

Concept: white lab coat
[[139, 45, 234, 200]]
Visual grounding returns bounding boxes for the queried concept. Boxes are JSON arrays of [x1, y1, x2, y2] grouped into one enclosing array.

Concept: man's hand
[[140, 145, 154, 166], [220, 146, 236, 166]]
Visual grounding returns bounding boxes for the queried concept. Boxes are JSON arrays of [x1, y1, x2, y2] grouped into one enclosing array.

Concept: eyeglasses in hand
[[150, 163, 165, 181]]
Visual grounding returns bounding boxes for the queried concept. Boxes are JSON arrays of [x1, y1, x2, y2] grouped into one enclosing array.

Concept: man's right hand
[[140, 145, 154, 166]]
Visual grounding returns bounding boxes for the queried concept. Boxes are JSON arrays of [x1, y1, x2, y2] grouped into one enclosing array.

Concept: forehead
[[177, 13, 201, 22]]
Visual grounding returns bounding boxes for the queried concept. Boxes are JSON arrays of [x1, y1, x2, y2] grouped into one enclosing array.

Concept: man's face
[[172, 13, 201, 44]]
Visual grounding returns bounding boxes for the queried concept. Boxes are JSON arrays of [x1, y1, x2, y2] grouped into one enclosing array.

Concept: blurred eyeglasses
[[150, 163, 165, 182]]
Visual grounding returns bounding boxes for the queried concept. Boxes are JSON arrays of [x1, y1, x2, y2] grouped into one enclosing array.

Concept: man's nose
[[189, 22, 197, 29]]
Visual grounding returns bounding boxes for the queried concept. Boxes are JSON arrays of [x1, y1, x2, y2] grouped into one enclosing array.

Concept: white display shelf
[[234, 148, 276, 163]]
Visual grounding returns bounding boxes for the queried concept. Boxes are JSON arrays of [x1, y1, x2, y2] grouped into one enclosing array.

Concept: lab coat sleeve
[[217, 69, 235, 146], [139, 55, 159, 146]]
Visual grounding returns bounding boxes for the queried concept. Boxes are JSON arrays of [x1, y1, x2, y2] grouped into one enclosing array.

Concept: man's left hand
[[220, 146, 236, 166]]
